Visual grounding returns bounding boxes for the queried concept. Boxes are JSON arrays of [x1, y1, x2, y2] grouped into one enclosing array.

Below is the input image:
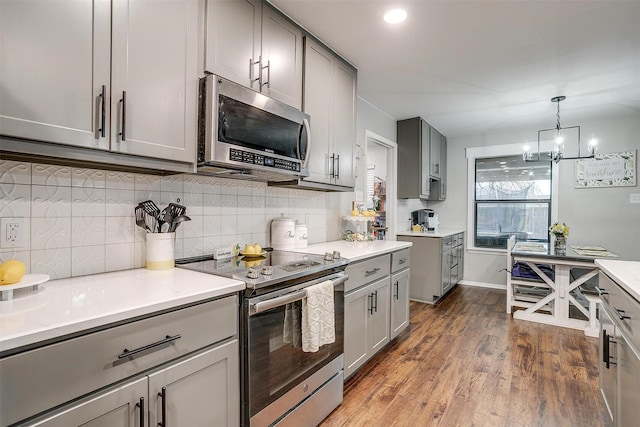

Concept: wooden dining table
[[510, 241, 617, 337]]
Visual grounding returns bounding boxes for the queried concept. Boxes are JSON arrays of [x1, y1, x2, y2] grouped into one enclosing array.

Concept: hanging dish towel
[[283, 301, 302, 348], [301, 280, 335, 352]]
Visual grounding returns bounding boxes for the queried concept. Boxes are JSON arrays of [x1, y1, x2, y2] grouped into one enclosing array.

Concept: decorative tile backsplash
[[0, 160, 328, 279]]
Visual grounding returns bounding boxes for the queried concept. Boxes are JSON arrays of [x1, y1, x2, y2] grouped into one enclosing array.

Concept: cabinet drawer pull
[[136, 397, 145, 426], [398, 258, 407, 265], [365, 267, 381, 277], [158, 386, 167, 427], [117, 334, 181, 359], [613, 307, 630, 320]]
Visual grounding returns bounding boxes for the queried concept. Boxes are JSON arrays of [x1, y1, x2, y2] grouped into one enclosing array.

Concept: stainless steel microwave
[[198, 75, 310, 180]]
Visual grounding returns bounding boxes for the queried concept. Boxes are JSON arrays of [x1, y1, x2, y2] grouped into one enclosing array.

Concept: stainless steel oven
[[176, 250, 349, 427], [244, 271, 346, 427]]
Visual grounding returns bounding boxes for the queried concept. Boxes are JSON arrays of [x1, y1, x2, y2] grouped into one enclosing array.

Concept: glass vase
[[553, 234, 567, 254]]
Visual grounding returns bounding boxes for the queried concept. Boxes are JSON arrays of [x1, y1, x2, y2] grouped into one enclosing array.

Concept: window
[[474, 155, 552, 249]]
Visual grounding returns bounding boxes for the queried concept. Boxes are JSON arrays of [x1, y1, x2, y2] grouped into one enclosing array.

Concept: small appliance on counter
[[411, 209, 439, 232]]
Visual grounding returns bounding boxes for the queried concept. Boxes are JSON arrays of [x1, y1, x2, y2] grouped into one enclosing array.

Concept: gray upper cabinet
[[0, 0, 198, 165], [429, 126, 442, 179], [0, 0, 111, 151], [397, 117, 431, 199], [205, 0, 303, 109], [397, 117, 448, 200], [301, 37, 356, 189]]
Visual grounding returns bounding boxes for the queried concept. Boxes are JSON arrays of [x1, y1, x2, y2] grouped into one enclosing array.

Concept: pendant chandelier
[[523, 96, 598, 163]]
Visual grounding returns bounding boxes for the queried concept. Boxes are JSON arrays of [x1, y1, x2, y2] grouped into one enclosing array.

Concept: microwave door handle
[[300, 118, 311, 169]]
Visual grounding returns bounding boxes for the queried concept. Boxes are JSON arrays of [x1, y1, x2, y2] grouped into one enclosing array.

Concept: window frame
[[466, 143, 559, 253]]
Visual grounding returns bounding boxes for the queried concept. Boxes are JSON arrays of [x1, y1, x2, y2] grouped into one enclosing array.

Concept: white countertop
[[595, 259, 640, 302], [296, 240, 412, 262], [0, 268, 245, 354], [396, 227, 465, 238]]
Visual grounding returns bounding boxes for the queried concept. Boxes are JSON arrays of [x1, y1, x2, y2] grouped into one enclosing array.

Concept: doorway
[[364, 130, 397, 239]]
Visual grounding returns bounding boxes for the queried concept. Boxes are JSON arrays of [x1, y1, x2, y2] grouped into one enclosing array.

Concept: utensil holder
[[146, 232, 175, 270]]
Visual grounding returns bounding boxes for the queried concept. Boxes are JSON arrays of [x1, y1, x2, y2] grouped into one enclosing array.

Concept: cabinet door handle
[[250, 57, 260, 85], [261, 59, 270, 89], [373, 290, 378, 313], [136, 397, 145, 427], [394, 281, 399, 300], [328, 153, 335, 178], [335, 154, 340, 180], [368, 293, 374, 315], [119, 91, 127, 141], [96, 84, 106, 139], [158, 387, 167, 427], [365, 267, 380, 277], [613, 307, 630, 320], [596, 287, 609, 296], [603, 331, 617, 368], [435, 163, 439, 174], [118, 334, 182, 359]]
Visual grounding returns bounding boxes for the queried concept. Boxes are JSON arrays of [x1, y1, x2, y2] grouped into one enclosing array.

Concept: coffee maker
[[411, 209, 439, 232]]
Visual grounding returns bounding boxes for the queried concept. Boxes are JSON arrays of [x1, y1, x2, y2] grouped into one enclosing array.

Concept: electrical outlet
[[631, 193, 640, 204], [1, 218, 26, 249]]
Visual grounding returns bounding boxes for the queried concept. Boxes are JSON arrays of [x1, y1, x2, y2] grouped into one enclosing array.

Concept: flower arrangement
[[549, 222, 569, 237]]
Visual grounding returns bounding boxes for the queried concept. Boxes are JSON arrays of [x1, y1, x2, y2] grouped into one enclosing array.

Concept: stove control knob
[[261, 266, 273, 275], [246, 268, 259, 279], [324, 252, 333, 261]]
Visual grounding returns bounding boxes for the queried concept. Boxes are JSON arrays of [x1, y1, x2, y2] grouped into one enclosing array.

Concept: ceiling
[[269, 0, 640, 137]]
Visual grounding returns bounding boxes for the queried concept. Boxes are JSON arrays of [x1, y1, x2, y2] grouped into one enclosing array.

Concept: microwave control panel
[[230, 148, 300, 172]]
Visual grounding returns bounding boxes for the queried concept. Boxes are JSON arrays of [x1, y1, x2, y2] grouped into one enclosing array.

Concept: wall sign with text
[[575, 150, 636, 188]]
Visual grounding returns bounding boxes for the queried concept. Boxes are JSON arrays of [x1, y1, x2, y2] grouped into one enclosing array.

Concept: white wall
[[435, 113, 640, 286]]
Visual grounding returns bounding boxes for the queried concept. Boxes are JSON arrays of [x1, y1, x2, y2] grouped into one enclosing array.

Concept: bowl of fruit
[[239, 243, 266, 258]]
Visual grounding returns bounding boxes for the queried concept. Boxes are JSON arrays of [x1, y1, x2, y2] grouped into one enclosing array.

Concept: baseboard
[[459, 280, 506, 290]]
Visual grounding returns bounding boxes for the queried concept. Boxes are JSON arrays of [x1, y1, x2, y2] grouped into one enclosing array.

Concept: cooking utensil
[[135, 205, 149, 232], [139, 200, 161, 219], [169, 214, 191, 232]]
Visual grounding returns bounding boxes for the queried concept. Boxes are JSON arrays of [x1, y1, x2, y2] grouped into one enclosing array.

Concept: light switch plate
[[631, 193, 640, 204]]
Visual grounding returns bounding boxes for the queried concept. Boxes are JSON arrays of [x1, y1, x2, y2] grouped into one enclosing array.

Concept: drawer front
[[345, 254, 391, 293], [441, 236, 453, 252], [391, 248, 410, 273], [455, 233, 464, 247], [601, 272, 640, 350], [1, 295, 237, 426]]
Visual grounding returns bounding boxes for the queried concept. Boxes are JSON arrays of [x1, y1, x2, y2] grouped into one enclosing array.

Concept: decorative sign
[[575, 151, 636, 188]]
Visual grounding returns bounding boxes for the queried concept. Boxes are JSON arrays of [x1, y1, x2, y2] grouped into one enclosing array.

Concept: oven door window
[[247, 292, 344, 418], [218, 95, 303, 159]]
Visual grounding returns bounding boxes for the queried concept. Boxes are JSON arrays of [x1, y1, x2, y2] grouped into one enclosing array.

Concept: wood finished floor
[[320, 285, 611, 427]]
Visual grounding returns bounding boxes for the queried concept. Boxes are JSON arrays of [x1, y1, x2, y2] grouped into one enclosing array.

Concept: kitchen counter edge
[[396, 228, 465, 238], [595, 259, 640, 302], [0, 268, 245, 355], [296, 240, 412, 262]]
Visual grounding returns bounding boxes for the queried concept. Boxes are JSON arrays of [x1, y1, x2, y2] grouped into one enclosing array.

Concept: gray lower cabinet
[[599, 271, 640, 426], [390, 248, 411, 340], [2, 296, 239, 427], [398, 233, 464, 304], [344, 276, 390, 379], [18, 341, 238, 427], [344, 254, 391, 379]]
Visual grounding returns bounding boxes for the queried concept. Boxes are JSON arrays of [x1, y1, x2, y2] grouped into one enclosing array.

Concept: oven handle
[[249, 274, 348, 315]]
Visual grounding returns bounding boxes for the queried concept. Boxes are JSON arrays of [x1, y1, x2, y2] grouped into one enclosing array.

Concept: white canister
[[146, 232, 175, 270], [271, 214, 296, 250], [295, 223, 308, 249]]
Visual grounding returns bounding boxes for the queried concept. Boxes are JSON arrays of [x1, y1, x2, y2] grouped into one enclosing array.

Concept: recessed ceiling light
[[384, 9, 407, 24]]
